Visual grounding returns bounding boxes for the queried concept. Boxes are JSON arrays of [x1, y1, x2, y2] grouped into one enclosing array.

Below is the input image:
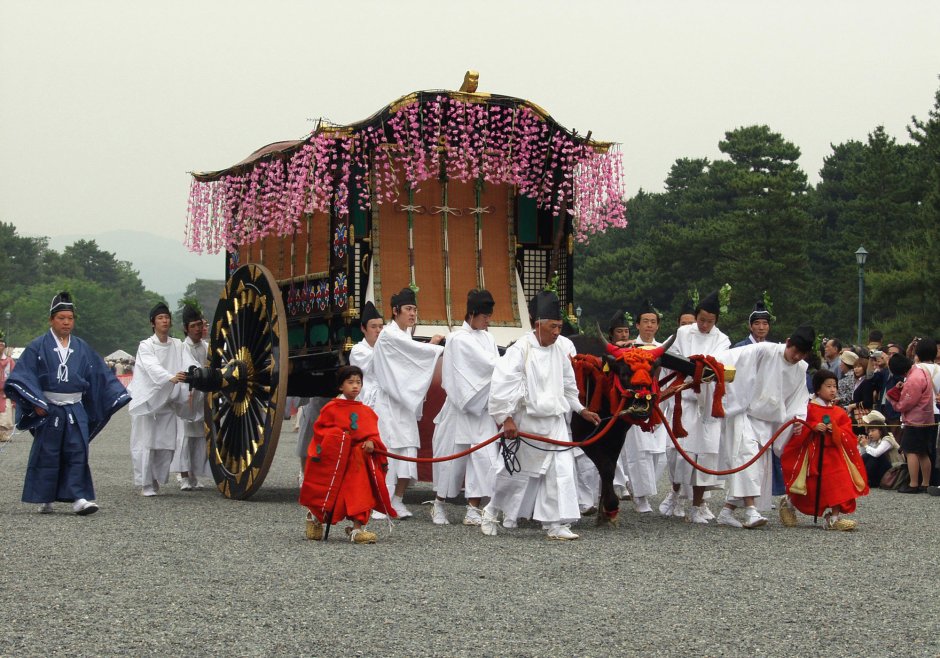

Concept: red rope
[[653, 405, 813, 476], [373, 352, 762, 472], [373, 398, 627, 463]]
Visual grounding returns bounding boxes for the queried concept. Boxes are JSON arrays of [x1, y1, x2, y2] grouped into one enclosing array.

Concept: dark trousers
[[862, 453, 892, 488], [771, 452, 785, 496]]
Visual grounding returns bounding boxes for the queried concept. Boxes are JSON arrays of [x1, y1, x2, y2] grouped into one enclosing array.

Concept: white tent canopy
[[105, 349, 134, 362]]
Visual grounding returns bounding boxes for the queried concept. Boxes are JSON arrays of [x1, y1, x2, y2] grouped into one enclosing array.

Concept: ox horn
[[649, 334, 676, 358]]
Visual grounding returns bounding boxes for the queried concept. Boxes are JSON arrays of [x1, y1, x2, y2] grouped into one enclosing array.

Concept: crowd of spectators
[[812, 330, 940, 495]]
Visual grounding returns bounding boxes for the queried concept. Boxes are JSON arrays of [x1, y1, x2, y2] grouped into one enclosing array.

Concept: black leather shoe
[[897, 484, 921, 494], [927, 486, 940, 496]]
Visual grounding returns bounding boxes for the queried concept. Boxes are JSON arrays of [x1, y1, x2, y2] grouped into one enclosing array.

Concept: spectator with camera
[[858, 410, 901, 487]]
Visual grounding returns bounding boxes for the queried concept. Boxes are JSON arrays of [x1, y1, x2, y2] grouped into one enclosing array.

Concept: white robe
[[128, 334, 186, 487], [348, 339, 378, 408], [619, 338, 668, 499], [431, 322, 499, 499], [667, 322, 730, 488], [715, 342, 808, 510], [170, 336, 211, 477], [371, 321, 444, 483], [558, 335, 601, 510], [487, 332, 584, 525]]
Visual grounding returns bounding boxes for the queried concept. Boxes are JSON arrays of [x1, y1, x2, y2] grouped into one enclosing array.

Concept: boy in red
[[780, 369, 869, 531], [299, 366, 396, 544]]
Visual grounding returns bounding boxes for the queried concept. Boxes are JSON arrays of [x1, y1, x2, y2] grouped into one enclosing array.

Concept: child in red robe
[[780, 369, 869, 531], [299, 366, 397, 544]]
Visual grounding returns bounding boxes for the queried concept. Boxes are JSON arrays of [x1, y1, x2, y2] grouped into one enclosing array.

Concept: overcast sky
[[2, 1, 939, 245]]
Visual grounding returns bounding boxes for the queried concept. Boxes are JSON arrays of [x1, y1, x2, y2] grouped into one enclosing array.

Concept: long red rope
[[652, 405, 814, 475], [372, 398, 627, 463], [373, 353, 808, 476]]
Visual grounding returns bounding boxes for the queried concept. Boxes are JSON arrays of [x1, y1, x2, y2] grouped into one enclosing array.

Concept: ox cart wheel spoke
[[205, 264, 288, 499]]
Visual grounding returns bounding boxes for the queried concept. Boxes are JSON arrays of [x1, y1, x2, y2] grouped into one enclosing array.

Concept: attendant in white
[[348, 301, 383, 409], [733, 298, 789, 499], [171, 304, 210, 491], [371, 287, 444, 518], [561, 325, 602, 515], [128, 303, 186, 496], [665, 290, 730, 524], [482, 291, 601, 540], [621, 300, 669, 514], [659, 298, 697, 517], [431, 290, 500, 526], [715, 325, 813, 529]]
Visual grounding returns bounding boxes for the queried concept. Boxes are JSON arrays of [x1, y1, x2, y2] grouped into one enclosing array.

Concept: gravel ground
[[1, 408, 938, 657]]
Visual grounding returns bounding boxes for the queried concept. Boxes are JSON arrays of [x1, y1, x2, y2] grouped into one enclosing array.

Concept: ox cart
[[184, 72, 626, 499]]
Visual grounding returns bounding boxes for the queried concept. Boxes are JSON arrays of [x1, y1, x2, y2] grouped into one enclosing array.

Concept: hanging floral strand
[[185, 95, 626, 253]]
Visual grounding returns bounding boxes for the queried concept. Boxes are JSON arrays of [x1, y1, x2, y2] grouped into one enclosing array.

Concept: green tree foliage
[[576, 78, 940, 346], [708, 126, 820, 337], [810, 127, 921, 339], [865, 80, 940, 339], [577, 126, 819, 343], [0, 227, 162, 353]]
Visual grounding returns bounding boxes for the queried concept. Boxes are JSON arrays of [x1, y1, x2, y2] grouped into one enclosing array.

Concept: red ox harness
[[570, 344, 664, 433], [660, 354, 727, 437], [571, 347, 728, 436]]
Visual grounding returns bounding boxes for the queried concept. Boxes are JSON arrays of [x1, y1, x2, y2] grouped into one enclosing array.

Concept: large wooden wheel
[[206, 264, 288, 499]]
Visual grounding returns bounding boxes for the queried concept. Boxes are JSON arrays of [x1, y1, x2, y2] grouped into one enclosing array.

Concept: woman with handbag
[[887, 353, 935, 494]]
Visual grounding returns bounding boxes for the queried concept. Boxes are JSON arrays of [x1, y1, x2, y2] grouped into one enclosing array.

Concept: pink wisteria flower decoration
[[185, 96, 626, 253]]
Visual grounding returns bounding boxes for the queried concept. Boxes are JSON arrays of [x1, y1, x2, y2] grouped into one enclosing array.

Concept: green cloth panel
[[287, 325, 306, 350], [308, 322, 329, 346], [517, 195, 538, 244]]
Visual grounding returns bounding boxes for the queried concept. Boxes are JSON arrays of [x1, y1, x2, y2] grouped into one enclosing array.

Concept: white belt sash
[[43, 391, 82, 406]]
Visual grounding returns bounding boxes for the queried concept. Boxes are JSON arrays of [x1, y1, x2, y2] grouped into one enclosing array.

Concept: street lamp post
[[855, 246, 868, 346], [575, 306, 583, 334]]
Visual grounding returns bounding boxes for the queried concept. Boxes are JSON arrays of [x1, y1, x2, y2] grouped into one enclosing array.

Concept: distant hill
[[46, 230, 224, 306]]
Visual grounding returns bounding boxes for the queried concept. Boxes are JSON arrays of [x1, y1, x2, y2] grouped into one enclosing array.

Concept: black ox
[[567, 334, 714, 525]]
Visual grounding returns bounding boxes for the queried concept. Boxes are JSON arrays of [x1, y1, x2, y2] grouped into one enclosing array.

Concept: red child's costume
[[781, 400, 869, 515], [299, 398, 397, 524]]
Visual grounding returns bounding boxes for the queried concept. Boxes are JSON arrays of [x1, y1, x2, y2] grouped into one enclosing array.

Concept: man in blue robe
[[3, 292, 131, 514]]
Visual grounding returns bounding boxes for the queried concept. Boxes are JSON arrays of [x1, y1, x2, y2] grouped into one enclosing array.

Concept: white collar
[[49, 328, 71, 351]]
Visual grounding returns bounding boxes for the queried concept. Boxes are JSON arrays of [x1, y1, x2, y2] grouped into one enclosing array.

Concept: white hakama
[[486, 333, 583, 526], [667, 323, 730, 490], [432, 322, 499, 499], [371, 321, 443, 488], [558, 335, 600, 511], [128, 335, 185, 488], [716, 342, 808, 511], [170, 337, 211, 478]]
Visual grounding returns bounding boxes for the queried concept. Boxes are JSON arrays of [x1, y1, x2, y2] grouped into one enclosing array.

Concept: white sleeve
[[866, 441, 892, 458], [563, 354, 584, 415], [488, 344, 526, 425]]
